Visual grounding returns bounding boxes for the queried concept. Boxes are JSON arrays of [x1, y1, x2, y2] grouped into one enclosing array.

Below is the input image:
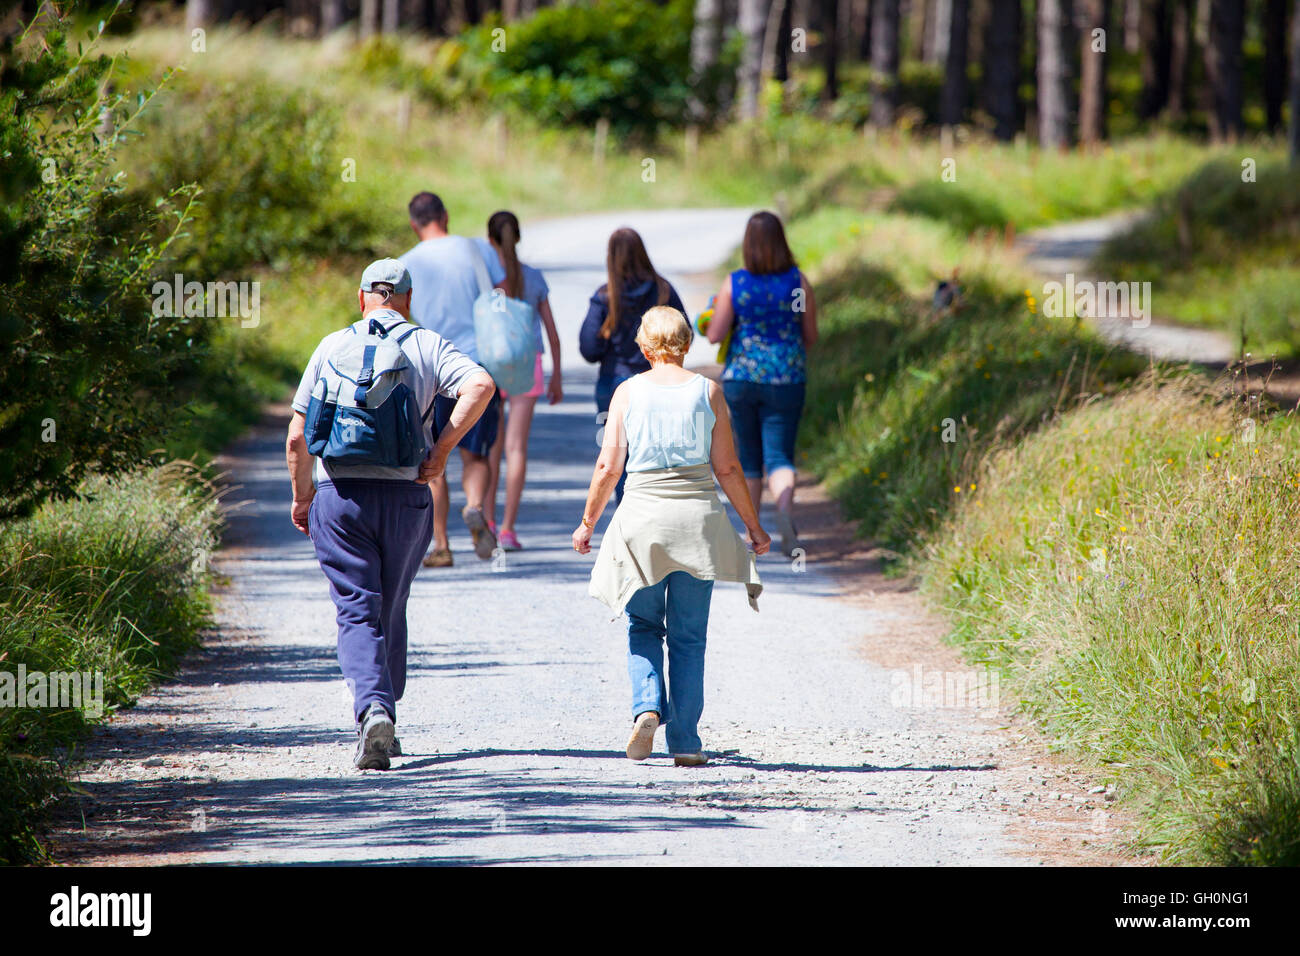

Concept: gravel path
[[53, 209, 1063, 866], [1017, 210, 1235, 364]]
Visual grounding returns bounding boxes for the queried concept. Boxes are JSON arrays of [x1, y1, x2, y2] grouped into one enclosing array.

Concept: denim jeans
[[721, 379, 806, 479], [625, 570, 715, 754], [596, 373, 630, 502]]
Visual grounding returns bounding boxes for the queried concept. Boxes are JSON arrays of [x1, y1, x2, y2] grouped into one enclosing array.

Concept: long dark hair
[[742, 211, 797, 275], [488, 210, 524, 300], [600, 227, 669, 339]]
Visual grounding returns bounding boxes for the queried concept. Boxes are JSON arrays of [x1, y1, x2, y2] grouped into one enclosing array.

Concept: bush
[[0, 16, 208, 517], [0, 464, 220, 864], [127, 79, 379, 278], [449, 0, 722, 136]]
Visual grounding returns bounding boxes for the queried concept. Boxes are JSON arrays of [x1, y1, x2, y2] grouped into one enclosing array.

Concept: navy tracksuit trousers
[[309, 480, 433, 723]]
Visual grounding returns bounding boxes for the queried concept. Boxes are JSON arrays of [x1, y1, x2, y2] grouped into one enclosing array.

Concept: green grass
[[1096, 154, 1300, 357], [0, 464, 221, 864], [795, 209, 1148, 554], [922, 379, 1300, 864], [796, 202, 1300, 864]]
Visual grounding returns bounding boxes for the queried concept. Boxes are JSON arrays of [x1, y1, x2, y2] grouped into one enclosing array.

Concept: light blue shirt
[[401, 236, 491, 360], [622, 373, 715, 473]]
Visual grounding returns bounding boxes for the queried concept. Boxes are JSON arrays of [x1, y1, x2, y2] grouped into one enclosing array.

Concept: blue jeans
[[722, 379, 805, 479], [625, 571, 714, 754], [596, 374, 630, 502]]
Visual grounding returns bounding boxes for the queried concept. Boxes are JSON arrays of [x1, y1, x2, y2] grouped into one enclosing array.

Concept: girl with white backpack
[[477, 211, 564, 551]]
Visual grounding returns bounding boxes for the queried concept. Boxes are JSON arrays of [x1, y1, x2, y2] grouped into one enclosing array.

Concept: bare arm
[[572, 381, 630, 553], [708, 381, 770, 554], [286, 411, 314, 535], [706, 274, 735, 345], [538, 297, 563, 404], [799, 274, 818, 348], [418, 371, 496, 483]]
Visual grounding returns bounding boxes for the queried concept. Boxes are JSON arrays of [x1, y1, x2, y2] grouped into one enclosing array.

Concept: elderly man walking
[[286, 259, 495, 770]]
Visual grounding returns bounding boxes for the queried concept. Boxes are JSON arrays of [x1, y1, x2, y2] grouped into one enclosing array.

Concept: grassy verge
[[799, 201, 1300, 863], [923, 379, 1300, 864], [1095, 154, 1300, 358], [792, 209, 1147, 553], [0, 465, 220, 864]]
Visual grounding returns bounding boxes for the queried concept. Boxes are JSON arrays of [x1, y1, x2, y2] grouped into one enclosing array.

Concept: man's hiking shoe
[[462, 506, 497, 560], [354, 703, 395, 771], [673, 751, 709, 767], [387, 737, 402, 757], [626, 711, 659, 761], [423, 548, 453, 568], [774, 508, 799, 557]]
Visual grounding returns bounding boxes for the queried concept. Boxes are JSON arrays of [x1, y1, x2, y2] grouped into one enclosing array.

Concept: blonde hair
[[635, 306, 693, 361]]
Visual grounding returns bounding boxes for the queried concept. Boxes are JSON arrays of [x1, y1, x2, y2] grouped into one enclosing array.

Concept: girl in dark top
[[705, 211, 818, 557], [579, 227, 686, 502]]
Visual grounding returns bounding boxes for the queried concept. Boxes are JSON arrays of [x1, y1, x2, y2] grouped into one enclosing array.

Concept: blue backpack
[[304, 316, 430, 468]]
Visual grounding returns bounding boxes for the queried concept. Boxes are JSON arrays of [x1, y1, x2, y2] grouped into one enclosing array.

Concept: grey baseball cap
[[359, 258, 412, 295]]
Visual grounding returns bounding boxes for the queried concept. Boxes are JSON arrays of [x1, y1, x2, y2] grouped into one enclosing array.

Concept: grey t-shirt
[[473, 237, 550, 354], [292, 309, 486, 484], [401, 235, 490, 360]]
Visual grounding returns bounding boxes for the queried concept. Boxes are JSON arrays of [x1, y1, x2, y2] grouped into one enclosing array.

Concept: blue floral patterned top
[[722, 267, 806, 385]]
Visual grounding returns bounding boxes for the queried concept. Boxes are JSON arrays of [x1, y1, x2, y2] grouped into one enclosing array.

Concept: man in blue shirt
[[400, 192, 501, 567]]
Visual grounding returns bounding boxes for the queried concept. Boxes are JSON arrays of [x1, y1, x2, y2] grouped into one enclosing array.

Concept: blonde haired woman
[[573, 307, 771, 766]]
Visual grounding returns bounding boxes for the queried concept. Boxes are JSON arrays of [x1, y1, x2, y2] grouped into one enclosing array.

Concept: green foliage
[[127, 79, 380, 278], [0, 14, 206, 517], [797, 213, 1145, 555], [0, 464, 220, 864], [1097, 155, 1300, 354], [923, 380, 1300, 864], [450, 0, 721, 136]]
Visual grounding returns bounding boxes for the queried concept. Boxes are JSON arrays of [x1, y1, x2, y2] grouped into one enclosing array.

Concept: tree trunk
[[822, 0, 840, 99], [187, 0, 216, 29], [1137, 0, 1170, 119], [774, 0, 794, 80], [982, 0, 1020, 140], [320, 0, 346, 32], [1291, 0, 1300, 163], [1078, 0, 1110, 146], [1037, 0, 1071, 148], [939, 0, 968, 126], [691, 0, 724, 119], [736, 0, 767, 119], [1167, 0, 1190, 117], [859, 0, 873, 59], [382, 0, 400, 31], [870, 0, 901, 126], [1203, 0, 1243, 142], [925, 0, 952, 64], [360, 0, 380, 37], [1264, 0, 1288, 134]]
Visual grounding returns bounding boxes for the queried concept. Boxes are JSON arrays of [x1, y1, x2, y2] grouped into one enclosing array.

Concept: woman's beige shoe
[[625, 711, 659, 760], [673, 751, 709, 767]]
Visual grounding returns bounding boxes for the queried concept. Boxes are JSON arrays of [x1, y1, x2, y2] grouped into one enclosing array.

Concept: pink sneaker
[[499, 529, 522, 551]]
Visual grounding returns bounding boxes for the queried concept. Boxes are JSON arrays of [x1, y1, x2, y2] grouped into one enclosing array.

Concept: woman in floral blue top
[[705, 211, 818, 557]]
